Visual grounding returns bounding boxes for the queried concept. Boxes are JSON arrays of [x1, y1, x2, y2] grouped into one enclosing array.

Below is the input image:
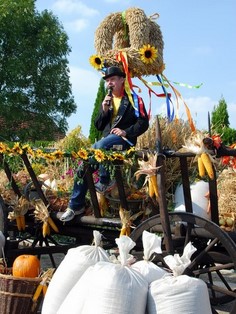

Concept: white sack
[[174, 180, 211, 219], [131, 230, 169, 283], [58, 236, 148, 314], [147, 242, 211, 314], [42, 230, 109, 314], [147, 275, 212, 314]]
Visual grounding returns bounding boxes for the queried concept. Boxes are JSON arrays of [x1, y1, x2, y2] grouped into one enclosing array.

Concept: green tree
[[211, 97, 229, 131], [89, 79, 106, 143], [0, 0, 76, 142], [211, 97, 236, 145]]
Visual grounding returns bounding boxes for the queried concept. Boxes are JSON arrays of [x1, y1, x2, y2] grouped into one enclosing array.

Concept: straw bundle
[[217, 168, 236, 231], [136, 117, 194, 204], [94, 7, 164, 77]]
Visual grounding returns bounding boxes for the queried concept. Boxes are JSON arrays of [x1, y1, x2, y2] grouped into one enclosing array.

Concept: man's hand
[[110, 128, 126, 137]]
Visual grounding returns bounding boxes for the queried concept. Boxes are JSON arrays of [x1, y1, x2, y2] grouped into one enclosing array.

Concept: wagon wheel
[[130, 212, 236, 314]]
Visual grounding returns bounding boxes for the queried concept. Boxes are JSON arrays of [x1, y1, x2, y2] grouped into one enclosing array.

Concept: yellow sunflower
[[11, 142, 23, 155], [94, 149, 106, 163], [77, 149, 89, 160], [0, 142, 7, 153], [89, 55, 104, 70], [139, 44, 158, 64], [113, 153, 125, 161], [52, 150, 65, 159]]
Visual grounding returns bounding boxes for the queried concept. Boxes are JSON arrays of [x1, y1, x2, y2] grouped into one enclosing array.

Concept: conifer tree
[[89, 79, 106, 143]]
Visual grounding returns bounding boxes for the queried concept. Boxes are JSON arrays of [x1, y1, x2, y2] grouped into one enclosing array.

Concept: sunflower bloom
[[94, 149, 106, 163], [52, 150, 64, 159], [77, 149, 89, 160], [89, 55, 104, 70], [11, 142, 23, 155], [0, 142, 7, 153], [139, 44, 158, 64], [113, 153, 125, 161]]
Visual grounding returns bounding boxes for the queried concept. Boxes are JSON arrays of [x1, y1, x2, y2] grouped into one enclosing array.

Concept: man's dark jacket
[[94, 94, 149, 145]]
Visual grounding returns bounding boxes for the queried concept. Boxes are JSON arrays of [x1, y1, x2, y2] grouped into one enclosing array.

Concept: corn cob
[[150, 175, 159, 198], [198, 155, 205, 177], [19, 215, 26, 230], [16, 216, 22, 231], [42, 221, 50, 238], [32, 284, 43, 302], [148, 178, 155, 198], [201, 153, 214, 179], [47, 217, 59, 233]]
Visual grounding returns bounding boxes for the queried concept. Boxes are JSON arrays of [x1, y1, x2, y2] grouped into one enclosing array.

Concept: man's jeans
[[68, 134, 130, 210]]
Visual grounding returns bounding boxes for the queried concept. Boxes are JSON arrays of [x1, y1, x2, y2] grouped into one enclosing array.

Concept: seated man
[[60, 66, 149, 222]]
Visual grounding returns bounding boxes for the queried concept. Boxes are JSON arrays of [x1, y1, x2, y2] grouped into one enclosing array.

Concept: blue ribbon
[[131, 89, 140, 117], [156, 75, 174, 122]]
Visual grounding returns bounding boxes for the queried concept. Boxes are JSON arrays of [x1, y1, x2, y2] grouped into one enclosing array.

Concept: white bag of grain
[[58, 236, 148, 314], [174, 180, 211, 220], [147, 242, 212, 314], [42, 230, 110, 314], [131, 230, 169, 284]]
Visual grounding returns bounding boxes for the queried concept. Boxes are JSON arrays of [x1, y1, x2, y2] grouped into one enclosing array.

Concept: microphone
[[107, 86, 113, 96], [106, 87, 113, 106]]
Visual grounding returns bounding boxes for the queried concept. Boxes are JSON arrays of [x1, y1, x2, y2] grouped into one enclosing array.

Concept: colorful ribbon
[[157, 74, 175, 122]]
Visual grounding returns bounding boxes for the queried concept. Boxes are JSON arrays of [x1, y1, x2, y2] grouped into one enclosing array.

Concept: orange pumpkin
[[12, 255, 41, 278]]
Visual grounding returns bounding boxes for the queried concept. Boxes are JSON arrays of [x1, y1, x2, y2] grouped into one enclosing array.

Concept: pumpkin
[[12, 254, 41, 278]]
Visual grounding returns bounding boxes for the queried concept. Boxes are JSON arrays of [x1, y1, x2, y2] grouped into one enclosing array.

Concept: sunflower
[[11, 142, 23, 155], [0, 142, 7, 153], [139, 44, 158, 64], [112, 153, 125, 161], [77, 148, 89, 160], [52, 150, 65, 159], [94, 149, 106, 163], [89, 55, 104, 70]]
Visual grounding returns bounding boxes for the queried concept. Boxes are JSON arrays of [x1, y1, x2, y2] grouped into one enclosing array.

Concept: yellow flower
[[0, 142, 7, 153], [139, 44, 158, 64], [77, 149, 89, 160], [89, 55, 104, 70], [35, 149, 44, 158], [11, 142, 23, 155], [113, 153, 125, 161], [52, 150, 64, 159], [44, 153, 56, 161], [94, 149, 106, 163]]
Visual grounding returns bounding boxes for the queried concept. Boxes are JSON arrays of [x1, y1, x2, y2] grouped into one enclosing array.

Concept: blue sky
[[36, 0, 236, 137]]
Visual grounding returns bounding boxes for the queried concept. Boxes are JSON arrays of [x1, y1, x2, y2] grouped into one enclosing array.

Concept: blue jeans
[[68, 134, 130, 210]]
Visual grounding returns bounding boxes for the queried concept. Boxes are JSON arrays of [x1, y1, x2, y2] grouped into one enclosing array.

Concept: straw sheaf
[[136, 117, 193, 200], [217, 169, 236, 215], [94, 7, 164, 77]]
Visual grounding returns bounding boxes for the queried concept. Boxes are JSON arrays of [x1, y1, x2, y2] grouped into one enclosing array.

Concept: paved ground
[[40, 253, 235, 314]]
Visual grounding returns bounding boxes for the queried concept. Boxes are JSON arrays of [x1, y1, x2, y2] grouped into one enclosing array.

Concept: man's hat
[[103, 66, 126, 80]]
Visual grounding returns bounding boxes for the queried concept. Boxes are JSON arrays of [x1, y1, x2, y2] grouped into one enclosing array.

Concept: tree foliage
[[89, 79, 106, 143], [0, 0, 76, 142], [211, 97, 236, 145]]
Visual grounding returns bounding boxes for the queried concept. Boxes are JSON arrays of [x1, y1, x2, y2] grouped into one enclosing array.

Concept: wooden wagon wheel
[[130, 212, 236, 314]]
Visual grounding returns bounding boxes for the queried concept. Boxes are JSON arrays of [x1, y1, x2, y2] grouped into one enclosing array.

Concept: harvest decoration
[[12, 254, 40, 278], [92, 7, 164, 77], [32, 199, 59, 237], [7, 196, 30, 231], [0, 142, 136, 164], [181, 132, 215, 180], [134, 152, 160, 200], [32, 268, 55, 310], [119, 206, 144, 236]]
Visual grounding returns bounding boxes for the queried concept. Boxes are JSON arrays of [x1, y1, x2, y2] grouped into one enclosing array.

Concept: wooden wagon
[[1, 117, 236, 313]]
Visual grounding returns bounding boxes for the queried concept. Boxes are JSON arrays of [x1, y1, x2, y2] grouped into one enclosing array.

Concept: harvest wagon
[[0, 116, 236, 313]]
